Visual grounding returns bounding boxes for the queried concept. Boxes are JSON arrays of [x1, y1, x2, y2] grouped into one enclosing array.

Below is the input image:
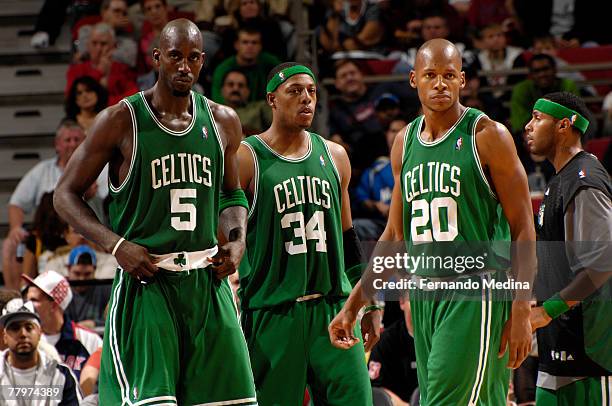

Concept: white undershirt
[[42, 333, 60, 346]]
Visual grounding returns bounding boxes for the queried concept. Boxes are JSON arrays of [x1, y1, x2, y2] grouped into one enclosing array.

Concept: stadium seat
[[585, 136, 612, 160], [0, 147, 56, 182], [0, 64, 67, 98], [0, 105, 64, 139]]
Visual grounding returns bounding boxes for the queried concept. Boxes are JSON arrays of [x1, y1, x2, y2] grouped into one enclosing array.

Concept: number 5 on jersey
[[170, 188, 197, 231]]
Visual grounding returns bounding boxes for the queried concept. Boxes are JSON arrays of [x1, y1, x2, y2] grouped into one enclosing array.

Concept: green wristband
[[363, 305, 383, 314], [219, 189, 249, 213], [542, 293, 570, 319]]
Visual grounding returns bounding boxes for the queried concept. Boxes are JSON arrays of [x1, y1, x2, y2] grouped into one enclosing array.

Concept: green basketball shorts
[[99, 268, 258, 405], [241, 297, 372, 406], [536, 376, 611, 406], [410, 273, 512, 406]]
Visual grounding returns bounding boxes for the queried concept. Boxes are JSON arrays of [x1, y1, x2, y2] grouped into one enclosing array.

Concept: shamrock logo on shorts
[[174, 253, 186, 267]]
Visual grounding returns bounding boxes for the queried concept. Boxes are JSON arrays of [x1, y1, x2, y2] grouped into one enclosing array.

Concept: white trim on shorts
[[602, 376, 611, 406], [468, 274, 492, 405]]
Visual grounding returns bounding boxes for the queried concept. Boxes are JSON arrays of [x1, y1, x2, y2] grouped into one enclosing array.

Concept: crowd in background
[[1, 0, 611, 404]]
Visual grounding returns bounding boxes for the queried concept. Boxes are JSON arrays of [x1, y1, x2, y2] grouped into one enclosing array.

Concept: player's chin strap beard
[[172, 89, 191, 97]]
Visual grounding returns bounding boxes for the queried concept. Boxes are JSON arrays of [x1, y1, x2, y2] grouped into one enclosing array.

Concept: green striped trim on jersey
[[203, 96, 225, 178], [416, 107, 470, 147], [110, 99, 138, 194], [470, 112, 497, 200], [240, 140, 259, 219], [139, 91, 197, 137], [132, 396, 179, 405], [253, 133, 313, 162], [401, 122, 412, 163], [468, 275, 492, 406], [319, 135, 341, 184]]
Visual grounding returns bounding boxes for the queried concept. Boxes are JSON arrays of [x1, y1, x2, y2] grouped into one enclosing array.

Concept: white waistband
[[151, 246, 219, 272]]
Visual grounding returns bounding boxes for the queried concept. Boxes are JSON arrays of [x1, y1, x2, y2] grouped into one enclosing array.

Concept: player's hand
[[329, 309, 360, 350], [498, 303, 531, 369], [209, 241, 245, 280], [361, 309, 382, 352], [529, 306, 552, 332], [114, 239, 158, 281]]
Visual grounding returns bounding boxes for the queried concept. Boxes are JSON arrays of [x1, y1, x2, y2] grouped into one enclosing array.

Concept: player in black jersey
[[525, 91, 611, 405]]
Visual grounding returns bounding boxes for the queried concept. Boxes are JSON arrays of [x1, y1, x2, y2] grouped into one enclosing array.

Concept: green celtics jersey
[[108, 91, 223, 254], [400, 108, 511, 276], [239, 133, 352, 310]]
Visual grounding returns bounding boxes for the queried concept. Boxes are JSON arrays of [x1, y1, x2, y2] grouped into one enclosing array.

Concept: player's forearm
[[344, 281, 370, 314], [219, 206, 247, 243], [510, 220, 537, 303], [560, 268, 611, 306], [53, 187, 121, 253]]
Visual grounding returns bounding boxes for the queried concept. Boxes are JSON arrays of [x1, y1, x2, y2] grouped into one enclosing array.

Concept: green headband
[[533, 98, 590, 134], [266, 65, 316, 93]]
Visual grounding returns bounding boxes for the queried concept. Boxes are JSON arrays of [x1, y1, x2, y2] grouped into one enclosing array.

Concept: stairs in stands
[[0, 0, 71, 270]]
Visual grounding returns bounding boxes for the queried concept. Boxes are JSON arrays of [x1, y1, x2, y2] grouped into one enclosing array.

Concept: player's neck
[[550, 143, 582, 173], [422, 104, 465, 140], [262, 122, 309, 152], [150, 83, 191, 116]]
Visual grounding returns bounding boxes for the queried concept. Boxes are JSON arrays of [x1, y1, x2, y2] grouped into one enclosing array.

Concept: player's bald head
[[414, 38, 462, 71], [159, 18, 202, 50]]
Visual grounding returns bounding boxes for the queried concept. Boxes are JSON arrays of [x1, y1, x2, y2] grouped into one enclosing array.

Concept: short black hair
[[529, 53, 556, 70], [543, 91, 592, 139], [76, 253, 94, 266], [266, 62, 311, 84], [222, 68, 249, 86], [237, 21, 263, 38]]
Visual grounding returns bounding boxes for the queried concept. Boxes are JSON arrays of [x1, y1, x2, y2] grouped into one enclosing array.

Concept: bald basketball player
[[54, 19, 257, 405], [329, 39, 535, 405]]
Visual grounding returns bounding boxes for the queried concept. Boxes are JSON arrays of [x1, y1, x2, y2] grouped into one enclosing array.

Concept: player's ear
[[460, 71, 466, 89], [558, 117, 572, 133], [409, 71, 417, 88], [152, 48, 161, 67], [267, 92, 276, 109]]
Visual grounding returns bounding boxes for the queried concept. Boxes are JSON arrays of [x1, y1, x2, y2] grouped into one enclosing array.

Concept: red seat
[[585, 136, 612, 160]]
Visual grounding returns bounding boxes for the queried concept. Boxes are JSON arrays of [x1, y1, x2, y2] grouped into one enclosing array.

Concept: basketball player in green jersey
[[54, 19, 257, 405], [329, 39, 536, 405], [237, 62, 378, 405]]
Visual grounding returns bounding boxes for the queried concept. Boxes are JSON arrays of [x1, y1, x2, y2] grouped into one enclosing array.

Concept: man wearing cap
[[65, 245, 112, 330], [0, 298, 82, 405], [525, 91, 612, 405], [23, 271, 102, 380], [237, 62, 376, 405]]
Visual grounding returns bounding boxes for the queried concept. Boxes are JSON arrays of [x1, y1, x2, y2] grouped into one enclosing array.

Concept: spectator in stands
[[0, 289, 20, 351], [21, 192, 68, 279], [30, 0, 99, 49], [319, 0, 385, 54], [139, 0, 170, 73], [211, 25, 280, 103], [23, 271, 102, 379], [374, 93, 402, 131], [228, 0, 288, 60], [510, 54, 579, 134], [397, 13, 474, 70], [221, 69, 272, 135], [2, 120, 108, 290], [0, 298, 82, 404], [512, 0, 612, 47], [460, 67, 505, 121], [472, 23, 523, 99], [368, 294, 418, 406], [44, 225, 118, 280], [353, 118, 406, 241], [329, 60, 386, 170], [64, 246, 111, 330], [67, 23, 138, 106], [80, 346, 102, 397], [65, 76, 109, 133], [73, 0, 138, 68]]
